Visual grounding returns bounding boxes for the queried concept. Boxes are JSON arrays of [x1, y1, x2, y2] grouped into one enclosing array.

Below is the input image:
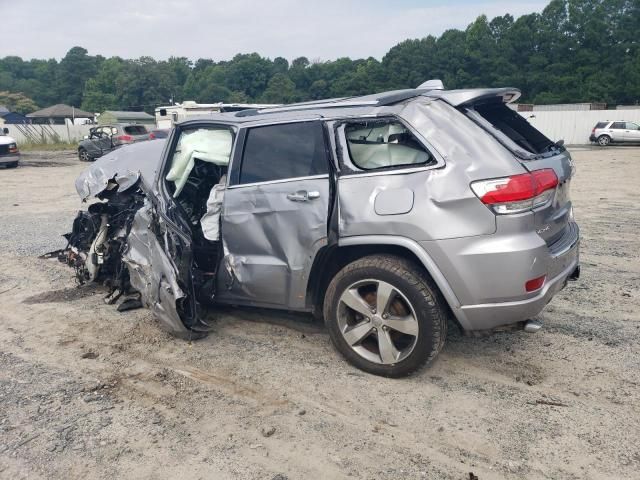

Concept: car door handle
[[286, 190, 320, 202]]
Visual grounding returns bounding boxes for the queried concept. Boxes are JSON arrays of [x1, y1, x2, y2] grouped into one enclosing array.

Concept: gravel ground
[[0, 148, 638, 479]]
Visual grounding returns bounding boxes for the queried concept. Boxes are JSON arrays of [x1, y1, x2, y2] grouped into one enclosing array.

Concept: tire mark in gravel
[[170, 365, 291, 408]]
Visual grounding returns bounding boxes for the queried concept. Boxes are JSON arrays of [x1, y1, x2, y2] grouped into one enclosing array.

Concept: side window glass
[[625, 122, 639, 130], [343, 118, 433, 170], [239, 122, 328, 184], [611, 122, 625, 129]]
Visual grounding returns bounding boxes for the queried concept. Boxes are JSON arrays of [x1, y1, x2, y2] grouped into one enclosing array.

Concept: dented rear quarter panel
[[336, 99, 526, 241]]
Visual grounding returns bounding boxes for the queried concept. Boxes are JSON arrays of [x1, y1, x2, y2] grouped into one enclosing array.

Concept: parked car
[[77, 124, 150, 161], [149, 128, 170, 140], [60, 83, 580, 377], [590, 120, 640, 146], [0, 127, 20, 168]]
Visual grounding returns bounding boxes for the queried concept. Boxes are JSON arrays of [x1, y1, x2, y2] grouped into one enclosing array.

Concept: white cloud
[[0, 0, 548, 61]]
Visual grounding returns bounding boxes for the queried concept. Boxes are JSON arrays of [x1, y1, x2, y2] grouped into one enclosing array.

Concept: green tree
[[56, 47, 98, 106], [0, 1, 639, 109], [261, 73, 297, 103], [0, 91, 38, 114]]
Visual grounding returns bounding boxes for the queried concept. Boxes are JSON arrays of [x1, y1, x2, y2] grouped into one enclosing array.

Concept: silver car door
[[218, 121, 331, 309], [624, 122, 640, 142], [610, 121, 626, 142]]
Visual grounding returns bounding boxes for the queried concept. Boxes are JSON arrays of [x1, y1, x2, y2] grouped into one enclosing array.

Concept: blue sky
[[0, 0, 549, 61]]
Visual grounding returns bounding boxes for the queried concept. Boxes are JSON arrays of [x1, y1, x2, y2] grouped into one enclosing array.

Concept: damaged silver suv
[[60, 83, 580, 377]]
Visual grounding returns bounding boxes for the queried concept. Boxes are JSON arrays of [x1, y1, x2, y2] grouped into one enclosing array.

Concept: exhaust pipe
[[524, 319, 543, 333]]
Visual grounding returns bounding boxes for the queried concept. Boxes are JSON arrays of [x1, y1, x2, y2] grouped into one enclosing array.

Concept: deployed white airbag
[[200, 175, 226, 241], [166, 128, 232, 197], [348, 143, 428, 169]]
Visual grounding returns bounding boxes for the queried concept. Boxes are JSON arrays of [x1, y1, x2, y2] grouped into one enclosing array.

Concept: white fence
[[519, 109, 640, 145], [4, 124, 93, 145]]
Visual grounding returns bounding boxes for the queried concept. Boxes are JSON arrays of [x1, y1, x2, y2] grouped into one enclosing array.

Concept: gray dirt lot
[[0, 148, 638, 480]]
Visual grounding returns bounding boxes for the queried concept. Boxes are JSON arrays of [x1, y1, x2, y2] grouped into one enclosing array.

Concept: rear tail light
[[116, 134, 133, 142], [149, 133, 156, 140], [471, 169, 558, 214], [591, 128, 595, 134], [8, 143, 18, 153], [525, 275, 546, 292]]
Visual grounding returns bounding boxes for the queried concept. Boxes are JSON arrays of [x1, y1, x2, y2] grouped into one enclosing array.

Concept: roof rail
[[235, 99, 379, 117], [235, 88, 439, 118]]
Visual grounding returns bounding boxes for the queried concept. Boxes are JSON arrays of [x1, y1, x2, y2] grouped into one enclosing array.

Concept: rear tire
[[5, 161, 18, 169], [78, 148, 91, 162], [597, 135, 611, 146], [323, 254, 447, 378]]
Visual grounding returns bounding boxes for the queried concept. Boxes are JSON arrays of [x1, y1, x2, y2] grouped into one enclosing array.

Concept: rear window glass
[[344, 119, 433, 170], [611, 122, 626, 129], [595, 122, 608, 129], [124, 125, 148, 135], [239, 122, 328, 184], [467, 102, 555, 155]]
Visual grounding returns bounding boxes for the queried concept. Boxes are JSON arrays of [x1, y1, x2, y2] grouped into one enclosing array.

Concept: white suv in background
[[590, 120, 640, 146], [0, 127, 20, 168]]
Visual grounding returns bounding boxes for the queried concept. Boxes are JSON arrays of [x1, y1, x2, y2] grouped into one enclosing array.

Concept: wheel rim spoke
[[375, 281, 395, 315], [337, 278, 420, 366], [340, 288, 373, 317], [343, 321, 373, 346], [384, 315, 419, 337], [377, 329, 400, 364]]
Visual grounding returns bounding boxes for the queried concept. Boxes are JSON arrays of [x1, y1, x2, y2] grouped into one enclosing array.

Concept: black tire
[[78, 147, 91, 162], [323, 254, 447, 377], [5, 161, 18, 169], [597, 135, 611, 146]]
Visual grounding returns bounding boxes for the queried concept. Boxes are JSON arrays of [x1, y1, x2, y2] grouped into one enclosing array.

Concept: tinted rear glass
[[124, 125, 148, 135], [469, 102, 554, 155], [611, 122, 626, 129], [595, 122, 608, 129], [239, 122, 328, 184]]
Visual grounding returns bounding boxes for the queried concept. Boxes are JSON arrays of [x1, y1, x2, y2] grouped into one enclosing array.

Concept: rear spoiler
[[424, 88, 521, 107]]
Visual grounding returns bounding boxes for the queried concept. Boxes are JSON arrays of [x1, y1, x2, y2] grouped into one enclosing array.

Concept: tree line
[[0, 0, 637, 115]]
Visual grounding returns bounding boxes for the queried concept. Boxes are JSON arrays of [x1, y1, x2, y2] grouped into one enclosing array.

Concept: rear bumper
[[421, 222, 580, 331], [0, 153, 20, 165], [458, 248, 579, 330]]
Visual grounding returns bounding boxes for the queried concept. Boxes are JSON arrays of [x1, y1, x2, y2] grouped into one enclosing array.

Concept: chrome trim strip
[[338, 163, 443, 179], [226, 174, 330, 189]]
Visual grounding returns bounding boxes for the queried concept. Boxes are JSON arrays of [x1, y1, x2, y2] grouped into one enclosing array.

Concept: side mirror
[[2, 127, 8, 134]]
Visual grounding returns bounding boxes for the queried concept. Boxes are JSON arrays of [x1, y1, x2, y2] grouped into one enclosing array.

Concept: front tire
[[323, 255, 447, 377], [78, 148, 91, 162], [597, 135, 611, 146]]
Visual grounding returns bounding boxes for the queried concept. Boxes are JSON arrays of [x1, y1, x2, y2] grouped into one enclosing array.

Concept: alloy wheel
[[337, 279, 419, 365]]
